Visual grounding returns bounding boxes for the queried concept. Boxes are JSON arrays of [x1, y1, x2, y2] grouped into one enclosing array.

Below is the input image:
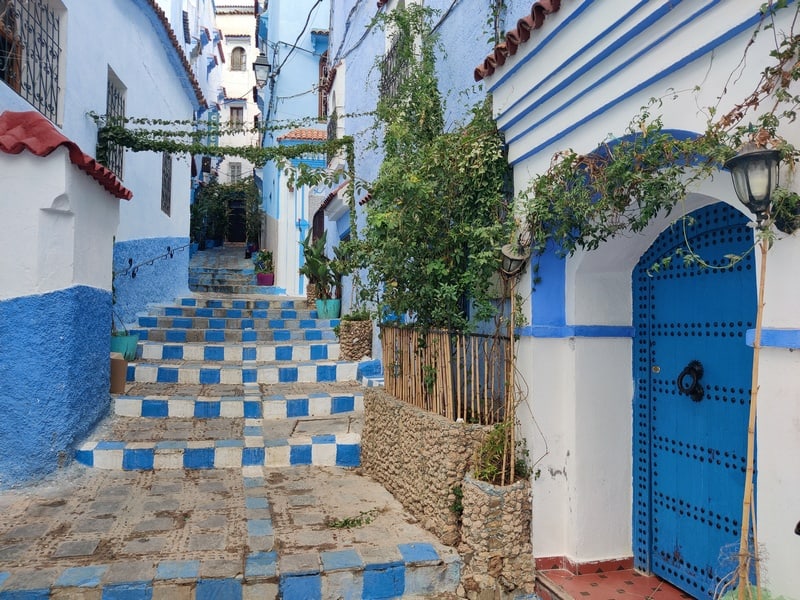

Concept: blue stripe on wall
[[746, 328, 800, 349], [0, 286, 111, 487], [113, 237, 190, 326]]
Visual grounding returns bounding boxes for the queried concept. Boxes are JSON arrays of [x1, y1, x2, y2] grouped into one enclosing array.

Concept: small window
[[229, 162, 242, 183], [161, 152, 172, 215], [104, 69, 126, 178], [229, 106, 243, 129], [318, 50, 328, 119], [231, 47, 246, 71]]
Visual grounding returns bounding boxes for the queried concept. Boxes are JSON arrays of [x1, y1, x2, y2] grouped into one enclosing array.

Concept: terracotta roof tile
[[320, 180, 349, 210], [474, 0, 562, 82], [277, 128, 327, 141], [0, 111, 133, 200]]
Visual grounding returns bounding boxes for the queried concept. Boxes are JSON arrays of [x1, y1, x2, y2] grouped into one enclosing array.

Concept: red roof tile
[[474, 0, 562, 82], [277, 128, 327, 141], [0, 111, 133, 200], [320, 180, 349, 210]]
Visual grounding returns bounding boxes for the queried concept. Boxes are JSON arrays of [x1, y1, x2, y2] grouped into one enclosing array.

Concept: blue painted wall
[[0, 286, 111, 488], [113, 237, 190, 327]]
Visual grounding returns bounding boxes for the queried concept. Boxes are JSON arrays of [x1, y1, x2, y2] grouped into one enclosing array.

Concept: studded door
[[632, 203, 756, 598]]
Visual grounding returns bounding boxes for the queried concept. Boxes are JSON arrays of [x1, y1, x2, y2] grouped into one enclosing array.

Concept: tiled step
[[139, 341, 340, 362], [177, 297, 306, 309], [74, 432, 362, 470], [115, 392, 364, 419], [126, 361, 359, 384], [137, 315, 339, 330], [149, 305, 321, 319], [134, 327, 337, 343], [189, 284, 286, 295]]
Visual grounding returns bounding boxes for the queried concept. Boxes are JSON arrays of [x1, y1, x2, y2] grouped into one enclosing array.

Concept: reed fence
[[380, 325, 510, 426]]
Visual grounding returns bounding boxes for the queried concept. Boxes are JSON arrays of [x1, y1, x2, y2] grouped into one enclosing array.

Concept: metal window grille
[[161, 152, 172, 216], [231, 47, 245, 71], [229, 162, 241, 182], [326, 110, 337, 163], [0, 0, 61, 123], [379, 33, 409, 100], [105, 74, 126, 178]]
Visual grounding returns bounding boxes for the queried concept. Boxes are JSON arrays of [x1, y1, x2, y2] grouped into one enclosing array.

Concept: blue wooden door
[[632, 203, 756, 597]]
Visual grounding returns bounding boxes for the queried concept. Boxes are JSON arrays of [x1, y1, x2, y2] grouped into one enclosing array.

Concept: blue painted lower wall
[[0, 286, 111, 487], [113, 237, 190, 326]]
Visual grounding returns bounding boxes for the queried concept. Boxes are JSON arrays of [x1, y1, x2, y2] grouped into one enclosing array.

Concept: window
[[379, 29, 409, 100], [229, 162, 242, 183], [104, 70, 126, 178], [318, 50, 328, 119], [231, 46, 246, 71], [0, 0, 62, 123], [161, 152, 172, 216], [229, 106, 243, 129]]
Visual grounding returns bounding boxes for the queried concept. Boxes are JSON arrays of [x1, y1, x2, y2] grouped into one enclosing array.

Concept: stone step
[[189, 283, 286, 295], [137, 315, 339, 330], [177, 296, 307, 309], [149, 305, 321, 319], [126, 361, 359, 384], [139, 340, 341, 362], [115, 392, 364, 419], [134, 327, 337, 343]]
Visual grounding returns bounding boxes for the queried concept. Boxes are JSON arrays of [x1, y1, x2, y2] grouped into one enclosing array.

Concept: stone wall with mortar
[[459, 475, 535, 598], [362, 389, 488, 546]]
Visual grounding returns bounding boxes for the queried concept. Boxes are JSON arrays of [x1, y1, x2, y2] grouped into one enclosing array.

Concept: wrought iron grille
[[0, 0, 61, 123], [161, 152, 172, 216], [379, 33, 409, 100], [326, 110, 337, 163], [105, 75, 126, 178]]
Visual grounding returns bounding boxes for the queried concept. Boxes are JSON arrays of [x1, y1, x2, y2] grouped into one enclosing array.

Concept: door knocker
[[677, 360, 705, 402]]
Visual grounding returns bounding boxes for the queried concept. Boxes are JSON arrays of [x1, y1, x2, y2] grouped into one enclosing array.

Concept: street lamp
[[500, 243, 530, 279], [253, 54, 271, 87], [724, 144, 781, 223]]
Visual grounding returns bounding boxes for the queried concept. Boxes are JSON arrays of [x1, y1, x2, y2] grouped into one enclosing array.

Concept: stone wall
[[459, 475, 535, 598], [361, 389, 488, 546]]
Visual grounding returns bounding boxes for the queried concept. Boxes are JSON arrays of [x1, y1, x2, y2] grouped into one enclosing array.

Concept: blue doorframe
[[632, 202, 756, 598]]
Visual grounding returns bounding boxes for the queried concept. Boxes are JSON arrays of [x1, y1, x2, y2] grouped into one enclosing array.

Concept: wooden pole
[[737, 238, 767, 600]]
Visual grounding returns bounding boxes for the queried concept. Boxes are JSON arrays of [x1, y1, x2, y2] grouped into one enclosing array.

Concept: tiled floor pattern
[[542, 569, 696, 599]]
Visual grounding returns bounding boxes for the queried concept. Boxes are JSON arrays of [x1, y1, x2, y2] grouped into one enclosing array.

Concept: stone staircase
[[28, 246, 460, 599]]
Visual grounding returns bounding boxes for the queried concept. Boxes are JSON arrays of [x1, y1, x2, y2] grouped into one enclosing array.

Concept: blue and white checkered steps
[[74, 432, 362, 470], [138, 341, 340, 362], [125, 360, 358, 384], [115, 392, 364, 419], [149, 305, 322, 319], [135, 327, 337, 343], [177, 296, 306, 309], [137, 315, 339, 330]]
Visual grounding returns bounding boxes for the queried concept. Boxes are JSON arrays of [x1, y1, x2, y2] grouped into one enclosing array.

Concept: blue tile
[[183, 448, 215, 470], [0, 589, 51, 599], [126, 365, 136, 381], [269, 319, 285, 329], [155, 441, 186, 449], [195, 401, 220, 418], [155, 560, 200, 580], [134, 329, 149, 340], [216, 439, 243, 448], [96, 441, 126, 450], [199, 369, 221, 385], [102, 582, 153, 600], [243, 347, 256, 361], [290, 445, 312, 465], [205, 330, 225, 342], [196, 579, 241, 600], [305, 330, 323, 341], [331, 396, 355, 414], [279, 367, 298, 383], [280, 310, 297, 318], [245, 552, 277, 578], [362, 564, 405, 599], [139, 316, 157, 328], [336, 444, 361, 467], [209, 318, 227, 329], [244, 401, 261, 418], [286, 398, 309, 418], [181, 298, 196, 306], [204, 346, 225, 361], [273, 330, 291, 341], [208, 300, 222, 308], [165, 307, 183, 317], [141, 400, 169, 418], [197, 308, 214, 317], [56, 565, 108, 587], [280, 574, 321, 600], [252, 309, 267, 319], [233, 300, 247, 309], [242, 447, 265, 466], [122, 449, 154, 471], [165, 330, 187, 342], [242, 368, 257, 384], [162, 345, 184, 360], [330, 319, 340, 327], [74, 449, 94, 466], [172, 317, 193, 329], [312, 435, 336, 444], [242, 330, 257, 342], [398, 543, 439, 564], [310, 345, 328, 360], [321, 549, 363, 572], [226, 309, 242, 318], [241, 319, 254, 329], [156, 367, 179, 383], [245, 497, 269, 510], [247, 519, 273, 537], [317, 365, 337, 382], [299, 319, 316, 329], [280, 301, 294, 309], [243, 426, 261, 437], [275, 346, 293, 361]]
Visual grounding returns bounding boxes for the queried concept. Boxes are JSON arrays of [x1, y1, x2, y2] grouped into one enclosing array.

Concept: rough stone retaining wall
[[361, 389, 488, 546]]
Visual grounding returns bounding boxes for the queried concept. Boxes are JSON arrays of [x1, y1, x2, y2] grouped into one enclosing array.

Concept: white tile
[[178, 368, 200, 384], [154, 449, 184, 469], [224, 346, 240, 361], [169, 399, 195, 418], [94, 449, 123, 469], [241, 466, 264, 478], [115, 398, 142, 417], [220, 401, 243, 418], [338, 363, 358, 380], [294, 347, 310, 361], [329, 344, 341, 360], [141, 345, 162, 360], [257, 346, 275, 362], [297, 365, 316, 382], [220, 368, 242, 385], [336, 433, 361, 445], [137, 366, 158, 383], [312, 444, 337, 466], [183, 346, 205, 361], [258, 367, 279, 384], [215, 447, 243, 468], [354, 395, 365, 412], [308, 396, 331, 417], [265, 446, 290, 467], [262, 400, 287, 420]]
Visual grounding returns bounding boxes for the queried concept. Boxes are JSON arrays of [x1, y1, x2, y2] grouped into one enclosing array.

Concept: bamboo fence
[[380, 325, 509, 425]]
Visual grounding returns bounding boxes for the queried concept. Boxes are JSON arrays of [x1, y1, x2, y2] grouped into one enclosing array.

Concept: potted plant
[[254, 249, 274, 286], [111, 309, 139, 362], [299, 230, 341, 318]]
